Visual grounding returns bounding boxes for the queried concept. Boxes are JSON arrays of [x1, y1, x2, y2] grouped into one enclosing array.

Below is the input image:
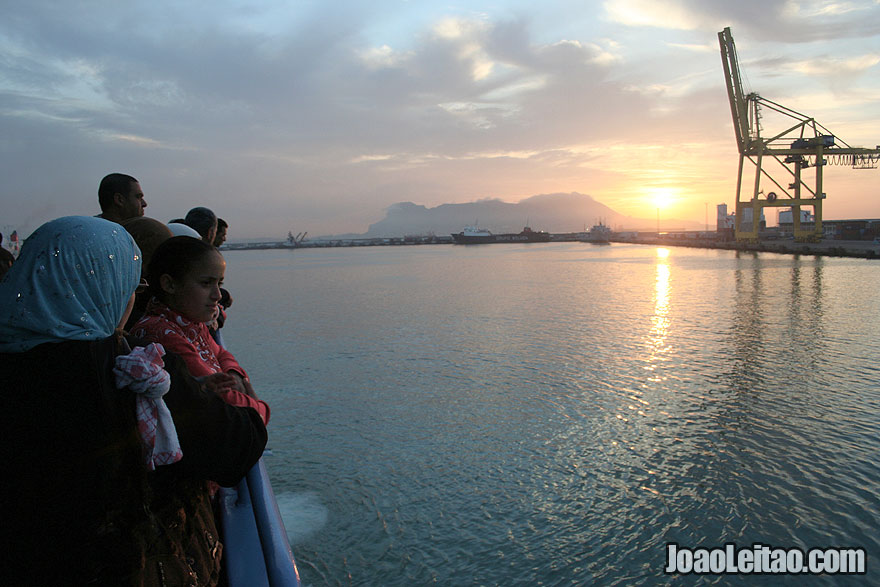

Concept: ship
[[452, 225, 551, 244], [580, 221, 612, 244]]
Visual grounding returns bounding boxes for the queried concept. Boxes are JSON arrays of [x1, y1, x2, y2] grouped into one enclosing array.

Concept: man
[[213, 218, 228, 248], [211, 217, 233, 326], [97, 173, 146, 223], [183, 207, 217, 244]]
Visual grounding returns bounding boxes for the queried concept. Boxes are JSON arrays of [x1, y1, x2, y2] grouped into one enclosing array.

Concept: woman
[[0, 216, 267, 586], [133, 236, 270, 425]]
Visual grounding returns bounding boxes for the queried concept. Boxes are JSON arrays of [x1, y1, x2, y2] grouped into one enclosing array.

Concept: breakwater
[[224, 233, 880, 259]]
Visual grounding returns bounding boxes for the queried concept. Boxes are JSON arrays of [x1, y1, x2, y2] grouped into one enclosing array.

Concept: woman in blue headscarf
[[0, 216, 141, 351], [0, 216, 267, 586]]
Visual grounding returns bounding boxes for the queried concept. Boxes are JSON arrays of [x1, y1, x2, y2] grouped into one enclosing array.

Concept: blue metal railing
[[218, 457, 301, 586]]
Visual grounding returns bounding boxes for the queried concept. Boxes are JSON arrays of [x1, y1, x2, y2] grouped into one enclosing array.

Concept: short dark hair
[[184, 207, 217, 239], [217, 218, 228, 229], [147, 236, 220, 302], [98, 173, 138, 211]]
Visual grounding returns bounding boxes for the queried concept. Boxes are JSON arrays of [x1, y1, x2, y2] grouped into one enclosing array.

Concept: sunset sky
[[2, 0, 878, 238]]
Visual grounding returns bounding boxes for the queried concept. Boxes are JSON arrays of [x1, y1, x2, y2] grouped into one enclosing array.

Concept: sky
[[2, 0, 879, 239]]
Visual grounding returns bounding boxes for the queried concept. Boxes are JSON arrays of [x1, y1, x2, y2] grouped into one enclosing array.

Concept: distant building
[[776, 209, 815, 238], [778, 209, 814, 225], [716, 203, 766, 239], [716, 204, 735, 230], [738, 207, 766, 229], [712, 203, 880, 241], [716, 204, 734, 240], [815, 219, 880, 240]]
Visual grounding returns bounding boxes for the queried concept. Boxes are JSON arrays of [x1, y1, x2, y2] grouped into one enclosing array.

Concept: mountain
[[359, 192, 637, 238]]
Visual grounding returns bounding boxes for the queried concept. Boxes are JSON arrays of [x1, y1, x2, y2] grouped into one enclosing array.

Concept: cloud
[[1, 1, 878, 237], [604, 0, 705, 29], [604, 0, 880, 42], [792, 53, 880, 77]]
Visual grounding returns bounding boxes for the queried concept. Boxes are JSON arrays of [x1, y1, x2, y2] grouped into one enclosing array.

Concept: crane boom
[[718, 28, 750, 154], [718, 28, 880, 242]]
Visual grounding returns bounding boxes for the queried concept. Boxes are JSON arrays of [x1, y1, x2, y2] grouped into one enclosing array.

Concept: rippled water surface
[[221, 243, 880, 586]]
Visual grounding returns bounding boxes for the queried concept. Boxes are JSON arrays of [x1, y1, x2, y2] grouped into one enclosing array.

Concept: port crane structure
[[286, 231, 307, 247], [718, 27, 880, 242]]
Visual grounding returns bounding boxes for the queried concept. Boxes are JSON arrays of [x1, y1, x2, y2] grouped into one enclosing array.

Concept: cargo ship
[[452, 225, 551, 244]]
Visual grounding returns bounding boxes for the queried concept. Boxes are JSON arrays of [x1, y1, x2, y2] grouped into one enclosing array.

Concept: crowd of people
[[0, 173, 268, 586]]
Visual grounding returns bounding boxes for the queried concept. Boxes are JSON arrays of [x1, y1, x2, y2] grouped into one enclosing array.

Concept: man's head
[[184, 207, 218, 244], [98, 173, 146, 223], [213, 218, 228, 247]]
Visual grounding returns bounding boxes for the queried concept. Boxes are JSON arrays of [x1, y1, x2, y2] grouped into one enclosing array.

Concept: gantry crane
[[718, 27, 880, 242]]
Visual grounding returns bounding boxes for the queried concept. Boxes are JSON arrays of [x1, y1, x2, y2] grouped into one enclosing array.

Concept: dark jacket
[[0, 336, 268, 586]]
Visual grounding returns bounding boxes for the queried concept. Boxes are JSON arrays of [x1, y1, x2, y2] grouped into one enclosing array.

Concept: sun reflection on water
[[648, 248, 671, 370]]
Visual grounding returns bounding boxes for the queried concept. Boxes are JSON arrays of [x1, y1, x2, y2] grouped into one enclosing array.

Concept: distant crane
[[718, 27, 880, 242], [286, 231, 307, 247]]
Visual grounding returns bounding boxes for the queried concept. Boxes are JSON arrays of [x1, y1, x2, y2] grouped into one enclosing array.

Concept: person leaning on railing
[[132, 236, 270, 426]]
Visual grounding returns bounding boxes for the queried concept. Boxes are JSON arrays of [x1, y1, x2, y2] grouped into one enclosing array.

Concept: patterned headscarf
[[0, 216, 142, 353]]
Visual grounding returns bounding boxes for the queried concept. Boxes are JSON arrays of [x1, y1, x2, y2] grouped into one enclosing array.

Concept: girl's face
[[161, 250, 226, 323]]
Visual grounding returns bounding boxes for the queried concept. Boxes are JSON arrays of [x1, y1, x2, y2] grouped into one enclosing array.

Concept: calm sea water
[[221, 243, 880, 586]]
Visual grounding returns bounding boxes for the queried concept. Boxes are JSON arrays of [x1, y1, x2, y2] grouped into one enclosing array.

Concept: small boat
[[452, 225, 551, 244]]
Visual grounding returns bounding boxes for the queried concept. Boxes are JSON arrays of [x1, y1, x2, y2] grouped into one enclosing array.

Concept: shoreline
[[224, 235, 880, 259], [614, 236, 880, 259]]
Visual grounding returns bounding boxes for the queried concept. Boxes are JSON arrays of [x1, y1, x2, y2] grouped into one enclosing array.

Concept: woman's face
[[161, 250, 226, 323]]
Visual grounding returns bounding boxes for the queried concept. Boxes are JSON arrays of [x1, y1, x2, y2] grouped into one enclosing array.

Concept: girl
[[133, 236, 270, 425]]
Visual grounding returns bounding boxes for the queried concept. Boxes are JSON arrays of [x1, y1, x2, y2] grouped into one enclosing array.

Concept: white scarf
[[113, 343, 183, 470]]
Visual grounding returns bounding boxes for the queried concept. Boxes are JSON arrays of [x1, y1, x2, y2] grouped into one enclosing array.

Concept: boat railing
[[248, 459, 301, 585], [218, 457, 301, 586], [212, 328, 300, 586]]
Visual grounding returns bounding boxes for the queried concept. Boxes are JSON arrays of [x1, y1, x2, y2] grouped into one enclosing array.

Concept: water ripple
[[224, 246, 880, 586]]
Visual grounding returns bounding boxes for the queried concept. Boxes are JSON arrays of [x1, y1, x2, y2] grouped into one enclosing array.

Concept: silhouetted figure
[[97, 173, 147, 223], [213, 218, 228, 248], [184, 207, 218, 244]]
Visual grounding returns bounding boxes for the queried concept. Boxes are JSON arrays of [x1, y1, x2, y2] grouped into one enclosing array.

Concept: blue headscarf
[[0, 216, 142, 353]]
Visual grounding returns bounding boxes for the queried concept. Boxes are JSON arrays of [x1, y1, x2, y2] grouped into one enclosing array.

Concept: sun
[[647, 187, 678, 209]]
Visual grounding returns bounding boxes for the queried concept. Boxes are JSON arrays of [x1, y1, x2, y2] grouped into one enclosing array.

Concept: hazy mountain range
[[340, 192, 699, 239]]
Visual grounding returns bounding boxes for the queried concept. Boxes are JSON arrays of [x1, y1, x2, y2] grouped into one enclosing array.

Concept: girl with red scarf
[[133, 236, 270, 425]]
